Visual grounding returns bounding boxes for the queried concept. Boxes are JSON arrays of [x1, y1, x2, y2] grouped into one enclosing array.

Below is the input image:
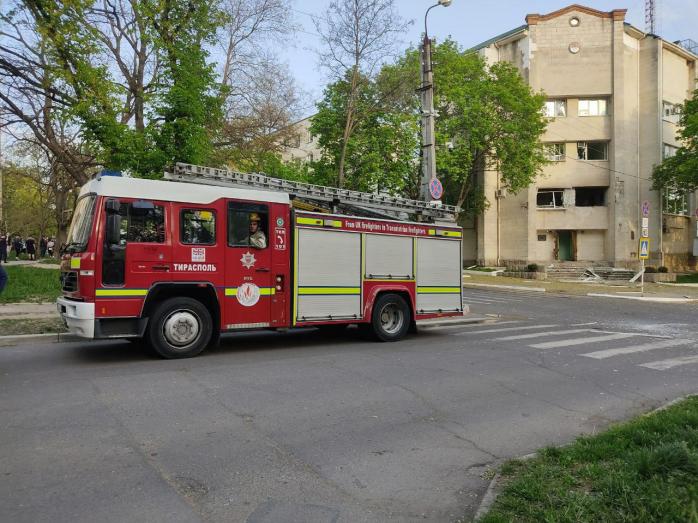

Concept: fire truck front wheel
[[370, 293, 411, 342], [148, 297, 213, 359]]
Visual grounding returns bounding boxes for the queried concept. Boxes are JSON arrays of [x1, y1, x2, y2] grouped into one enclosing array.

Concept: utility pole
[[419, 34, 437, 201]]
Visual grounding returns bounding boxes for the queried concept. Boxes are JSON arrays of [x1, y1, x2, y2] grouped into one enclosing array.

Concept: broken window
[[663, 143, 678, 159], [575, 187, 606, 206], [537, 189, 564, 208], [543, 100, 566, 117], [578, 99, 609, 116], [663, 187, 688, 216], [544, 143, 565, 161], [577, 141, 608, 160], [662, 101, 682, 123]]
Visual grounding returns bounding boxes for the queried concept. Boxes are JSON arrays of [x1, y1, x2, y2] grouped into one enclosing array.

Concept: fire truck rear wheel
[[371, 293, 410, 342], [148, 297, 212, 359]]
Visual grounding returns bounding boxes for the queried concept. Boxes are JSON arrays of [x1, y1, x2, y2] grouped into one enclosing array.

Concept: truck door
[[224, 201, 273, 329], [100, 199, 171, 311]]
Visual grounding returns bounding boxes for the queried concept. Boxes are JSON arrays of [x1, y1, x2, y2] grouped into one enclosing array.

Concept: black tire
[[370, 293, 411, 342], [147, 297, 212, 359]]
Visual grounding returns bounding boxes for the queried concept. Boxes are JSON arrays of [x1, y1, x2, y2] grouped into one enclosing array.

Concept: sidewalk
[[0, 302, 59, 320], [463, 272, 698, 301], [3, 259, 60, 270]]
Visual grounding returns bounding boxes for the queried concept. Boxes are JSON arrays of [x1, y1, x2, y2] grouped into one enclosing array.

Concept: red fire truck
[[57, 163, 464, 358]]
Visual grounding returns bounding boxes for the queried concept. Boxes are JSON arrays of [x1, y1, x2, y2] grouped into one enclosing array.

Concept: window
[[578, 99, 609, 116], [544, 143, 565, 161], [181, 209, 216, 245], [663, 143, 678, 159], [663, 101, 682, 122], [538, 234, 547, 241], [577, 141, 608, 160], [228, 202, 268, 249], [537, 189, 564, 208], [663, 187, 689, 216], [543, 100, 566, 117], [117, 201, 165, 244], [575, 187, 606, 206]]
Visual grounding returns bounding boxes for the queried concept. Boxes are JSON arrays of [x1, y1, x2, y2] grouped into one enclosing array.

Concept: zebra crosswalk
[[449, 320, 698, 372], [462, 289, 545, 305]]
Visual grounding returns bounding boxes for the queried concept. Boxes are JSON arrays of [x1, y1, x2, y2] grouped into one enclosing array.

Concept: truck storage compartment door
[[416, 238, 462, 313], [365, 234, 413, 280], [295, 228, 361, 322]]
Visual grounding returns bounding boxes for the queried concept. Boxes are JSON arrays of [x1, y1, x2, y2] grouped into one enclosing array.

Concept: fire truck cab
[[58, 169, 464, 358]]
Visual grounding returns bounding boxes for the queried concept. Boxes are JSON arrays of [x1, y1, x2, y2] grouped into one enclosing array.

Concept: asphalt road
[[2, 289, 697, 522]]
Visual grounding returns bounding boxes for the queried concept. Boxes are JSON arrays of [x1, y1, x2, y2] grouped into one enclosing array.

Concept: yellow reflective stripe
[[70, 257, 81, 269], [437, 230, 462, 238], [417, 286, 462, 294], [298, 287, 361, 295], [225, 287, 276, 296], [324, 219, 342, 227], [427, 229, 436, 236], [293, 228, 299, 326], [96, 289, 148, 297], [297, 217, 323, 226]]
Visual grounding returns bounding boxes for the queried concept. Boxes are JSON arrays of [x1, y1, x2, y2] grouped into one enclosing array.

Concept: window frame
[[577, 141, 608, 161], [578, 98, 609, 117], [663, 187, 689, 216], [227, 201, 270, 249], [537, 189, 565, 209], [180, 208, 217, 246], [544, 143, 566, 161], [543, 99, 567, 118]]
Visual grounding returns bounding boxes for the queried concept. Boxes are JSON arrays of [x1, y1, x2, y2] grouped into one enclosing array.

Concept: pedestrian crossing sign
[[639, 237, 650, 259]]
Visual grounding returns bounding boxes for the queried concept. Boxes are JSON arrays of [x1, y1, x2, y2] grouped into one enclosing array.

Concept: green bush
[[658, 266, 669, 273], [645, 265, 657, 273], [526, 263, 539, 272]]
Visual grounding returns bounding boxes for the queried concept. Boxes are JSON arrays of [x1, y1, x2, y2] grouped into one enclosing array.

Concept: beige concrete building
[[278, 116, 322, 164], [466, 4, 697, 271]]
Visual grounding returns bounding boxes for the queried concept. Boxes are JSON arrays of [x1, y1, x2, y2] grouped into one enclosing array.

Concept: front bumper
[[57, 298, 95, 338]]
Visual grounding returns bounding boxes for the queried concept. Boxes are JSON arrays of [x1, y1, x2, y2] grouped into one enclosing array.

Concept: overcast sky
[[277, 0, 698, 117]]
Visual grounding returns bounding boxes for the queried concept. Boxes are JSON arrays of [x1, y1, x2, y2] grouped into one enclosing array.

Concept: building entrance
[[557, 231, 574, 261]]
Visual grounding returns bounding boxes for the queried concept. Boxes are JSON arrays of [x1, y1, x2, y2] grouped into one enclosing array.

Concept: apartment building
[[278, 116, 322, 164], [466, 4, 697, 270]]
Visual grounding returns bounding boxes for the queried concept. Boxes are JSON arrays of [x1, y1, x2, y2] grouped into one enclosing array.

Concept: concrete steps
[[545, 262, 636, 282]]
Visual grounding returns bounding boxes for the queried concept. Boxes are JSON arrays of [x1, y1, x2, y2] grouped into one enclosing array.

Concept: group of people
[[0, 235, 56, 263]]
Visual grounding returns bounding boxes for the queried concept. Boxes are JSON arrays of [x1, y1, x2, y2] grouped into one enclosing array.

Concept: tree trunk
[[337, 67, 360, 188], [54, 187, 71, 253]]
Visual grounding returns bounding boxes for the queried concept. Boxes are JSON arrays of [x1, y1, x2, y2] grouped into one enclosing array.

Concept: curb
[[0, 332, 79, 346], [587, 293, 698, 303], [463, 283, 546, 292]]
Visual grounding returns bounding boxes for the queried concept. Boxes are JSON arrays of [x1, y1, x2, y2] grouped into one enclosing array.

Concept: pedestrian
[[12, 237, 22, 259], [47, 237, 55, 257], [40, 236, 47, 258], [0, 263, 7, 293], [0, 235, 6, 263], [26, 236, 36, 261]]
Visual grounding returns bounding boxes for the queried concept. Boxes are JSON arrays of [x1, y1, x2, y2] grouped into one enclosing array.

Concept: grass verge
[[677, 273, 698, 284], [0, 318, 66, 335], [1, 265, 61, 303], [478, 396, 698, 523]]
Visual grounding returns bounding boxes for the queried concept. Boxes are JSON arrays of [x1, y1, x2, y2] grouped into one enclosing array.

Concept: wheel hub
[[379, 303, 404, 334], [163, 311, 200, 347]]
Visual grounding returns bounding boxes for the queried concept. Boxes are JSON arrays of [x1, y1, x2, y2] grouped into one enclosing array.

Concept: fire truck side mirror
[[105, 199, 121, 245]]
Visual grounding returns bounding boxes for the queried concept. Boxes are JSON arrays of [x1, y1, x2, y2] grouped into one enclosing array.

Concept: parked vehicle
[[57, 163, 464, 358]]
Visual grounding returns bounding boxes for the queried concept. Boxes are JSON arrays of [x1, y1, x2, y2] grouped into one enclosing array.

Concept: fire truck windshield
[[65, 194, 97, 253]]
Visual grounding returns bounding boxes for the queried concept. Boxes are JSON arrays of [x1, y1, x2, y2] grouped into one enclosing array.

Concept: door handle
[[255, 267, 270, 272], [153, 265, 170, 272]]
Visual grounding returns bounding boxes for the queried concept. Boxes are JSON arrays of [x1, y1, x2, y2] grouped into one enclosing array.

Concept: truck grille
[[61, 271, 78, 293]]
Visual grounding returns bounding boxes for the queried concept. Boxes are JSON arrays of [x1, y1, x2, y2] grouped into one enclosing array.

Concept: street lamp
[[420, 0, 452, 201]]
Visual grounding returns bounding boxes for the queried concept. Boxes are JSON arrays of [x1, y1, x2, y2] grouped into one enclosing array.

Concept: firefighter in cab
[[246, 212, 267, 249]]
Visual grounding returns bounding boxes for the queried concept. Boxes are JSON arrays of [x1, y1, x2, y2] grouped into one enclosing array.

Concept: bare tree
[[314, 0, 411, 186], [86, 0, 159, 131]]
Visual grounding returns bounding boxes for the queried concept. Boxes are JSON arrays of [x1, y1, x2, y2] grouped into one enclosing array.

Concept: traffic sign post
[[639, 237, 649, 297], [429, 177, 443, 201]]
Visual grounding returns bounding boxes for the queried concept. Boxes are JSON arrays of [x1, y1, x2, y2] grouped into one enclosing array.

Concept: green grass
[[479, 396, 698, 523], [0, 317, 66, 335], [1, 266, 62, 303], [677, 273, 698, 284]]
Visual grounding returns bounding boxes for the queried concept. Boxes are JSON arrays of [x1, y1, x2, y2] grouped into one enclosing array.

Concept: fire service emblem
[[240, 251, 256, 269], [236, 283, 260, 307]]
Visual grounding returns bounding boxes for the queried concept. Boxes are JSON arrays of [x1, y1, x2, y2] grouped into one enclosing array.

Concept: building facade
[[278, 116, 322, 165], [466, 4, 697, 270]]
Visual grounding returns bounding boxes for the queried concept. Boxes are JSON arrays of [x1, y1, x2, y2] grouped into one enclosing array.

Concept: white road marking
[[640, 355, 698, 370], [582, 339, 695, 359], [453, 324, 557, 335], [530, 332, 637, 349], [494, 329, 594, 341]]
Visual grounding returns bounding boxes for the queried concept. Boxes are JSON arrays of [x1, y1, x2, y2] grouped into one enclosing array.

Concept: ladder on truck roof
[[163, 162, 460, 222]]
